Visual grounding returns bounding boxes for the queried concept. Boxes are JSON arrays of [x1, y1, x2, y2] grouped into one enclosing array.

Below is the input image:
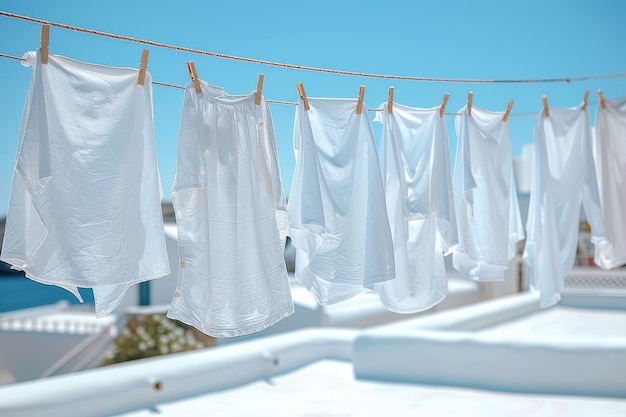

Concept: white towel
[[375, 102, 457, 313], [524, 105, 609, 308], [452, 105, 525, 281], [167, 82, 293, 337], [288, 97, 395, 305], [1, 51, 170, 317], [593, 97, 626, 269]]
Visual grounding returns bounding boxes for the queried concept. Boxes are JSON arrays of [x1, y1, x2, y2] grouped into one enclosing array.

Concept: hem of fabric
[[379, 291, 448, 314], [93, 269, 170, 318], [0, 255, 85, 303], [166, 304, 295, 338], [452, 250, 511, 282], [295, 273, 392, 306]]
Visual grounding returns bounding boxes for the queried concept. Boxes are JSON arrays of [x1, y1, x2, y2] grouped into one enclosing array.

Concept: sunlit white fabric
[[167, 83, 293, 337], [1, 50, 170, 317], [375, 102, 457, 313], [452, 106, 525, 281], [288, 98, 395, 305], [524, 106, 609, 308], [593, 97, 626, 269]]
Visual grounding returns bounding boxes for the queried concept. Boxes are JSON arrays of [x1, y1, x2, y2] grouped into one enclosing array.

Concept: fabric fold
[[375, 102, 457, 313], [452, 105, 525, 282], [167, 82, 293, 338], [288, 97, 395, 305], [523, 104, 609, 308], [1, 50, 170, 317]]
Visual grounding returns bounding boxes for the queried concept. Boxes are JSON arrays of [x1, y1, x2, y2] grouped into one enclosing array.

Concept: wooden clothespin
[[387, 87, 394, 114], [503, 99, 514, 122], [440, 92, 450, 118], [255, 74, 264, 105], [356, 85, 366, 115], [186, 61, 202, 94], [597, 89, 607, 109], [296, 82, 310, 111], [40, 25, 50, 65], [542, 95, 550, 117], [467, 91, 474, 116], [137, 50, 149, 86], [581, 90, 590, 111]]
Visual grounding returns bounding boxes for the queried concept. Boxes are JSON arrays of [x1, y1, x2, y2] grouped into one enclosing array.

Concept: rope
[[0, 51, 602, 115], [2, 10, 625, 84]]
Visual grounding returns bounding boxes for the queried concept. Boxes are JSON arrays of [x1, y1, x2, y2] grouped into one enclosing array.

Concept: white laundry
[[0, 51, 170, 317], [593, 97, 626, 269], [452, 105, 525, 281], [288, 97, 395, 305], [524, 105, 610, 308], [375, 102, 457, 313], [167, 82, 293, 338]]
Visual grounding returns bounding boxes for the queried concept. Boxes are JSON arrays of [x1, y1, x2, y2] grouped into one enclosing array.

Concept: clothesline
[[2, 10, 625, 85], [0, 52, 603, 118]]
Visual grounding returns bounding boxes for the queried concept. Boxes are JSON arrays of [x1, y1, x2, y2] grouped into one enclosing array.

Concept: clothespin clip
[[186, 61, 202, 94], [597, 89, 607, 109], [137, 49, 149, 86], [542, 95, 550, 117], [581, 90, 590, 111], [356, 85, 366, 115], [296, 82, 310, 111], [40, 25, 50, 65], [467, 91, 473, 116], [503, 99, 514, 122], [387, 87, 394, 114], [255, 74, 264, 105], [440, 92, 450, 118]]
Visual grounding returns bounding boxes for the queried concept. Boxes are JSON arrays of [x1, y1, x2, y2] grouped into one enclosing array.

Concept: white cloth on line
[[452, 105, 525, 282], [0, 50, 170, 317], [374, 102, 457, 313], [167, 81, 293, 338], [523, 105, 610, 308], [288, 97, 395, 305], [593, 96, 626, 269]]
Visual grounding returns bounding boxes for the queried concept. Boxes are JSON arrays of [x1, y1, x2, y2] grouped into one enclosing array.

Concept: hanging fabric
[[167, 81, 293, 338], [452, 105, 525, 282], [593, 96, 626, 269], [0, 50, 170, 317], [288, 97, 395, 305], [375, 101, 457, 313], [524, 104, 610, 308]]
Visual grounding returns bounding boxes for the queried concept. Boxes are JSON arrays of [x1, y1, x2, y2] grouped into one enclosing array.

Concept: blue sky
[[0, 0, 624, 218]]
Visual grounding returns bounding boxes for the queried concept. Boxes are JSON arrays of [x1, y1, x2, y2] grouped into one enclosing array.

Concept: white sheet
[[0, 50, 170, 317], [167, 82, 293, 337], [375, 102, 457, 313], [593, 96, 626, 269], [524, 105, 609, 308], [452, 105, 525, 281], [288, 97, 395, 305]]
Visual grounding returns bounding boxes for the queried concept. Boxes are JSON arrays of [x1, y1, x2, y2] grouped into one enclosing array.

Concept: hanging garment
[[593, 97, 626, 269], [452, 105, 525, 281], [0, 51, 170, 317], [167, 82, 293, 338], [288, 97, 395, 305], [524, 105, 610, 308], [375, 102, 457, 313]]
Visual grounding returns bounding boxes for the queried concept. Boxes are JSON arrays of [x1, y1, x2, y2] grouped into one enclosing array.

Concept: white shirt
[[1, 51, 170, 317], [524, 105, 609, 308], [288, 97, 395, 305], [375, 102, 457, 313], [452, 106, 525, 282], [167, 82, 293, 337]]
